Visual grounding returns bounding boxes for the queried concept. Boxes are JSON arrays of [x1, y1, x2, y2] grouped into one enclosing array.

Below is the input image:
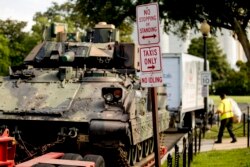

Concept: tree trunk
[[233, 18, 250, 62]]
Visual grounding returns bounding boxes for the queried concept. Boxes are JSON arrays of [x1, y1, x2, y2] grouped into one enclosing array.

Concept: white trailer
[[162, 53, 207, 129]]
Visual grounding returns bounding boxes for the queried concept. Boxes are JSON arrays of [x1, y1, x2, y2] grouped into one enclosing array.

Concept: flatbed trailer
[[16, 152, 95, 167], [0, 129, 104, 167], [0, 128, 186, 167]]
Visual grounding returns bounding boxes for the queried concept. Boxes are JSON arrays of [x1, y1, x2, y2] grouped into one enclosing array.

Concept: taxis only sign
[[139, 45, 163, 87], [140, 46, 162, 72]]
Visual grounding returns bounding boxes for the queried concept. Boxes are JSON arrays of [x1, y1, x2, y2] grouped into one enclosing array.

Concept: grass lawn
[[188, 119, 249, 167], [161, 123, 249, 167], [191, 148, 250, 167], [205, 122, 245, 139], [162, 96, 249, 167], [210, 95, 250, 105]]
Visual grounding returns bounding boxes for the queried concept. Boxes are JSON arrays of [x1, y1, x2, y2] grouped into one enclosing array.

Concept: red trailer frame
[[0, 129, 16, 167], [0, 129, 96, 167], [16, 152, 95, 167]]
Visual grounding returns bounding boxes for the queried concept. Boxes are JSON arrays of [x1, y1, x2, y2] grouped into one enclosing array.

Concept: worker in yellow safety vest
[[214, 93, 237, 143]]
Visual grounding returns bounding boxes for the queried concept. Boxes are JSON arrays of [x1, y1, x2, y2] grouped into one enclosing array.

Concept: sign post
[[136, 3, 162, 167]]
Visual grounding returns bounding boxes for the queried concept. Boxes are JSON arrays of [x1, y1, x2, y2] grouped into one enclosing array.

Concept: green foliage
[[0, 19, 38, 68], [32, 1, 134, 42], [75, 0, 134, 27], [215, 61, 250, 95], [0, 35, 10, 75], [32, 1, 80, 42], [74, 0, 136, 42], [188, 37, 250, 95], [217, 72, 250, 95], [188, 37, 232, 82], [210, 95, 250, 105], [161, 0, 250, 62], [118, 19, 134, 42], [73, 0, 250, 61]]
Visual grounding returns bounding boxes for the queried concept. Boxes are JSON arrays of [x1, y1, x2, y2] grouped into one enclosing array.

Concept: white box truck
[[162, 53, 208, 130]]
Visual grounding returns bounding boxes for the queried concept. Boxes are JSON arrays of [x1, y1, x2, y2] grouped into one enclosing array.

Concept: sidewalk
[[200, 137, 248, 152]]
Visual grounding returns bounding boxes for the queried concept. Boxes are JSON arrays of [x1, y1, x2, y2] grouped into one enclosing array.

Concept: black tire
[[83, 154, 105, 167], [136, 143, 143, 162], [32, 164, 56, 167], [60, 153, 84, 160], [149, 138, 154, 154], [128, 145, 137, 166], [58, 153, 84, 167]]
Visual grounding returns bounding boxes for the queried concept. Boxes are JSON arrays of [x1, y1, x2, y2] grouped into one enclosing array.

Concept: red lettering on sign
[[139, 16, 156, 22], [149, 77, 162, 83], [144, 57, 157, 65], [143, 49, 157, 56], [149, 76, 162, 83], [141, 77, 147, 83], [144, 8, 150, 15], [141, 76, 162, 84]]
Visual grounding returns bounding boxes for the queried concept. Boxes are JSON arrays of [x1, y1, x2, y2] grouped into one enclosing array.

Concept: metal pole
[[243, 113, 246, 137], [183, 137, 187, 167], [203, 34, 208, 137], [248, 106, 250, 147], [198, 125, 202, 152], [194, 126, 197, 155], [151, 87, 161, 167]]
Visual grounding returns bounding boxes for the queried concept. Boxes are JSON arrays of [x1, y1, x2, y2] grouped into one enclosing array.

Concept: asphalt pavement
[[200, 137, 248, 152]]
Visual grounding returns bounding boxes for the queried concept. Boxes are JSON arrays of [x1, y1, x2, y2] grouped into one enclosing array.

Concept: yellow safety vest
[[217, 98, 234, 120]]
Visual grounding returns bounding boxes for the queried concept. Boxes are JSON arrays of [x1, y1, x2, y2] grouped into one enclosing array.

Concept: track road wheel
[[149, 138, 154, 154], [136, 143, 143, 162], [143, 140, 149, 157], [127, 145, 137, 166], [83, 154, 105, 167]]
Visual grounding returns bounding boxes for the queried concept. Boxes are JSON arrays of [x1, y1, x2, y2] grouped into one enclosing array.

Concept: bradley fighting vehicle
[[0, 22, 170, 166]]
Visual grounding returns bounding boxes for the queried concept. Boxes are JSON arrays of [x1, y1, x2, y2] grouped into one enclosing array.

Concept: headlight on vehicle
[[102, 87, 123, 104], [104, 93, 113, 102]]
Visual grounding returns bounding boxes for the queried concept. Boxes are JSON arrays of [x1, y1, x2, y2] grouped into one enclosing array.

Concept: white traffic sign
[[136, 3, 160, 45], [202, 85, 209, 97], [140, 72, 163, 87], [140, 45, 162, 72], [201, 71, 211, 85]]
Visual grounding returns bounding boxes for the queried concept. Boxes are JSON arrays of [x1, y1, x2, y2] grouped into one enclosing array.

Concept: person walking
[[214, 93, 237, 143]]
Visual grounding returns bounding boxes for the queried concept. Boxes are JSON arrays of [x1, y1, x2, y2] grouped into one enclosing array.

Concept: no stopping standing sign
[[136, 3, 160, 45]]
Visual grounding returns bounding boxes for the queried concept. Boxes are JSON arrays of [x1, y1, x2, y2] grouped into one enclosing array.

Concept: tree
[[188, 36, 250, 95], [75, 0, 250, 62], [0, 19, 35, 66], [32, 1, 80, 42], [161, 0, 250, 62], [75, 0, 136, 41], [0, 34, 10, 75], [75, 0, 134, 27], [188, 37, 232, 82]]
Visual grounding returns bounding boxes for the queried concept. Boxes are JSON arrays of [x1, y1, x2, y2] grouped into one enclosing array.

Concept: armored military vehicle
[[0, 22, 169, 166]]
